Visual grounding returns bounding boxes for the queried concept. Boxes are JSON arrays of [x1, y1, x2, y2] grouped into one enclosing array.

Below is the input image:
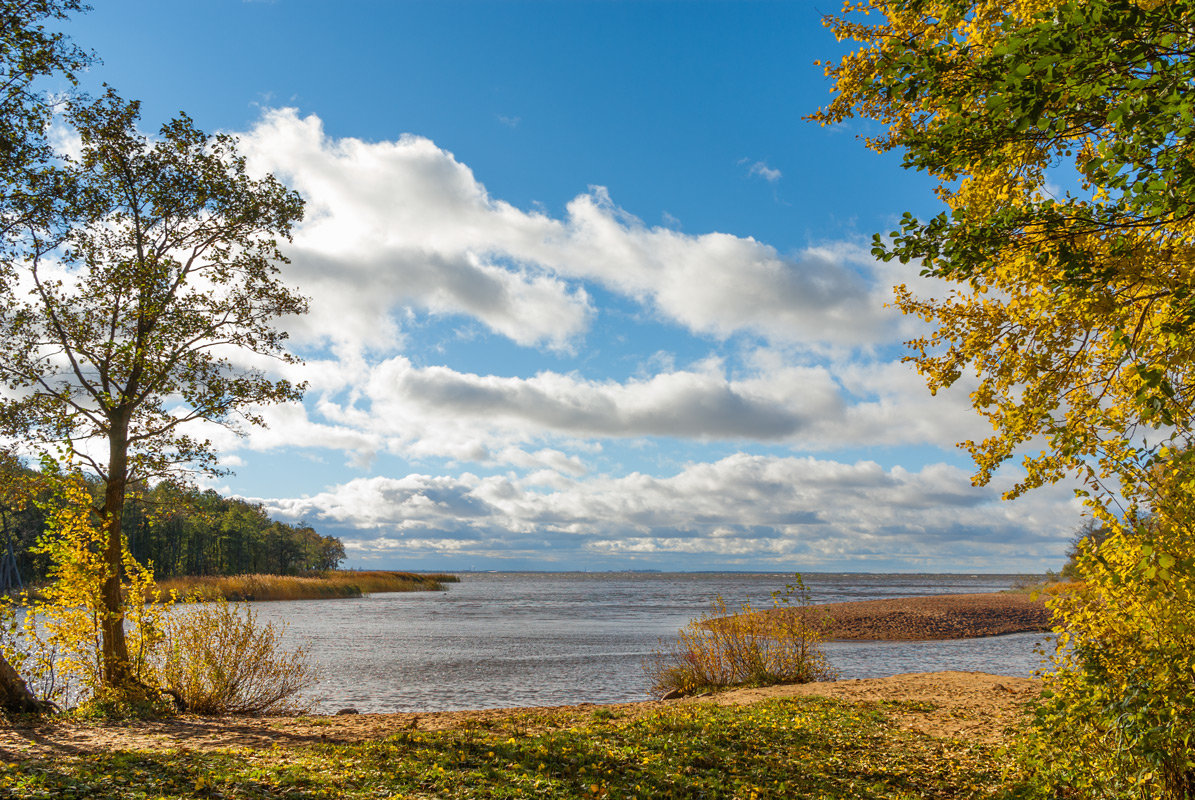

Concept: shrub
[[154, 600, 318, 715], [1023, 482, 1195, 799], [646, 576, 836, 697]]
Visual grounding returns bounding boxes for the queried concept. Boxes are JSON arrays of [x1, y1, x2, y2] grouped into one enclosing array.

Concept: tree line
[[0, 466, 344, 588], [126, 486, 345, 579]]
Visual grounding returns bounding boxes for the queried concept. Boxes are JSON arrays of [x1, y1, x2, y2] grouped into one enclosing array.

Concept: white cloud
[[744, 159, 782, 183], [237, 110, 590, 352], [362, 355, 837, 440], [257, 454, 1081, 570], [207, 350, 988, 468], [236, 109, 901, 352], [201, 107, 1058, 571]]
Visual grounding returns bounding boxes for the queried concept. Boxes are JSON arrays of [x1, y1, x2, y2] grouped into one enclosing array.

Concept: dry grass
[[1003, 578, 1077, 598], [155, 570, 459, 602], [154, 600, 318, 715], [645, 592, 837, 697]]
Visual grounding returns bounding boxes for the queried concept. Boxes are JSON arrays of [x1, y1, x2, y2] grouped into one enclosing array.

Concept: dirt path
[[0, 671, 1039, 761]]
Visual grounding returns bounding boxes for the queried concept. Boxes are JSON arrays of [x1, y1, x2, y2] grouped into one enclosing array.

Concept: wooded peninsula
[[0, 477, 346, 590]]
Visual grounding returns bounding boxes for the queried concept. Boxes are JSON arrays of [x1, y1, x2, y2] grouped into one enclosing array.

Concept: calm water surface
[[250, 572, 1052, 713]]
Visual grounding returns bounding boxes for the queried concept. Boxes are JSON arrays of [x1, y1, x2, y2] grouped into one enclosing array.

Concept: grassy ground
[[154, 570, 460, 602], [0, 697, 1031, 799]]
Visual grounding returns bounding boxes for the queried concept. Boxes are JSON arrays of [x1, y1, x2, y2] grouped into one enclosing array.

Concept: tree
[[0, 89, 306, 691], [0, 0, 91, 713], [1, 1, 93, 279], [1, 0, 91, 185], [23, 464, 167, 708], [0, 450, 54, 712], [814, 1, 1195, 796], [1059, 518, 1110, 580], [814, 0, 1195, 502]]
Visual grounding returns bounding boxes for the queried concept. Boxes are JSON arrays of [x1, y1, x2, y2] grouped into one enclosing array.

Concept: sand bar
[[797, 591, 1051, 641]]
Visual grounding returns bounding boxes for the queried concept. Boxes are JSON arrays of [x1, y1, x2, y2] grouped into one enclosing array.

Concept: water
[[248, 572, 1053, 713]]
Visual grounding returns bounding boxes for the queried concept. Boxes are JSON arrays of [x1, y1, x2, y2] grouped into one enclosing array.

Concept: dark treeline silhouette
[[0, 469, 344, 586]]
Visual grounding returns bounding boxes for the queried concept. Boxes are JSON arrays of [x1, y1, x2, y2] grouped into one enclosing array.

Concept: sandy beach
[[0, 670, 1039, 761]]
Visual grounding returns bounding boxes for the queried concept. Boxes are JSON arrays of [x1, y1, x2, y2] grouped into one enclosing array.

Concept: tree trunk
[[0, 651, 51, 713], [101, 412, 132, 688]]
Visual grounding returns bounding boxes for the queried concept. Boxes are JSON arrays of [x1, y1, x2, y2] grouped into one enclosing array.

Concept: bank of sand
[[0, 592, 1052, 761]]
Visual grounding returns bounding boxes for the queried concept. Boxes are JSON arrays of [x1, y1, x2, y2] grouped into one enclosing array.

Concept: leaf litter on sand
[[0, 695, 1033, 799]]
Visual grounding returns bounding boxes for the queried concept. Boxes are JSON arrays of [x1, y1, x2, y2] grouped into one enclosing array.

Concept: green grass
[[0, 697, 1032, 799]]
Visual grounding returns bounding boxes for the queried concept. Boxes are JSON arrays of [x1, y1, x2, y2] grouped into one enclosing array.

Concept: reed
[[645, 577, 837, 697], [1004, 577, 1076, 597], [154, 570, 459, 602]]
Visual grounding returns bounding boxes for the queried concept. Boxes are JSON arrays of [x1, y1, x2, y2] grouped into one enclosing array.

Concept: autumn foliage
[[0, 469, 168, 709], [0, 467, 319, 715], [816, 0, 1195, 796], [154, 600, 318, 716], [646, 578, 836, 697]]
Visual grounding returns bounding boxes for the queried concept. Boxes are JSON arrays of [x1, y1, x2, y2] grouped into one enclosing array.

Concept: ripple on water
[[246, 572, 1053, 713]]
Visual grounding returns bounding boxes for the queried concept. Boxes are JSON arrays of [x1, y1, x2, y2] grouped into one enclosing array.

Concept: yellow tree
[[815, 1, 1195, 795], [815, 0, 1195, 503], [23, 466, 165, 707]]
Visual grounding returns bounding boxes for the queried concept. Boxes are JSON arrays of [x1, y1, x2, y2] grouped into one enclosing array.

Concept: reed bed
[[154, 570, 458, 602]]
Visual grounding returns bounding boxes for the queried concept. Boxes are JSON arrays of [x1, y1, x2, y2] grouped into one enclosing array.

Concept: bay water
[[248, 572, 1054, 714]]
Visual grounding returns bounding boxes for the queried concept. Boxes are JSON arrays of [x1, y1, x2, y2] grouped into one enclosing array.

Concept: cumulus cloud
[[236, 109, 899, 351], [204, 349, 989, 468], [363, 356, 836, 440], [194, 107, 1059, 570], [236, 110, 588, 351], [258, 454, 1081, 570]]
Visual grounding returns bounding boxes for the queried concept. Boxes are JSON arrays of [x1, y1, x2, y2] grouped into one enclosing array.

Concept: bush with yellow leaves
[[645, 576, 836, 697], [154, 599, 319, 715], [0, 470, 169, 711], [0, 465, 318, 717], [1027, 463, 1195, 799]]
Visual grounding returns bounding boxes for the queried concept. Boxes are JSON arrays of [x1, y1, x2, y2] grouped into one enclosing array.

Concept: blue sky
[[64, 1, 1080, 572]]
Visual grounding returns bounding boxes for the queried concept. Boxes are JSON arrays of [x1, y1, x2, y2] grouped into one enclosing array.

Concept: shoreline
[[0, 589, 1054, 762]]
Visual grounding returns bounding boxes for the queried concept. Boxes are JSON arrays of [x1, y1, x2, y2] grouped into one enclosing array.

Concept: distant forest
[[0, 477, 344, 586]]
